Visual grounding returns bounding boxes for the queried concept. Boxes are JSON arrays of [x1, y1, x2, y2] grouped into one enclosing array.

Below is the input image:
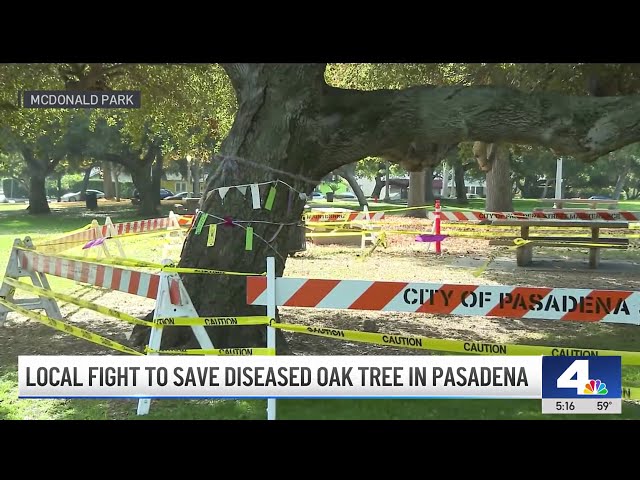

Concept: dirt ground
[[3, 217, 640, 371]]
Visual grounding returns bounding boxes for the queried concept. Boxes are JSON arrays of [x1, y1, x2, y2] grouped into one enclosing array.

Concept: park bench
[[488, 219, 630, 269]]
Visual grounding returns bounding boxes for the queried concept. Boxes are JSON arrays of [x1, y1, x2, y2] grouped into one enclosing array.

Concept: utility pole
[[555, 157, 563, 199]]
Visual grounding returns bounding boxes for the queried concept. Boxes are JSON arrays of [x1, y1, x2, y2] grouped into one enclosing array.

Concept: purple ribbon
[[415, 234, 448, 243], [82, 237, 106, 249]]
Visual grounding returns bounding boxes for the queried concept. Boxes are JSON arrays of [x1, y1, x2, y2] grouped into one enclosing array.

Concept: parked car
[[61, 189, 105, 202], [589, 195, 612, 200], [307, 191, 325, 201], [334, 192, 357, 200], [164, 192, 202, 201], [132, 188, 175, 200]]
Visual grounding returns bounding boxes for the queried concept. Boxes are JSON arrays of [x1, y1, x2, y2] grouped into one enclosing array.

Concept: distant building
[[160, 173, 208, 194], [90, 170, 208, 194]]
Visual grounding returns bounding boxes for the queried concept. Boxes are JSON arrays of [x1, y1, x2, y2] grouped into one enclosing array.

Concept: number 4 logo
[[557, 360, 590, 395]]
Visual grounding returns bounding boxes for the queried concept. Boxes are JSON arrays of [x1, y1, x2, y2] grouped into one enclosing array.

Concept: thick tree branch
[[317, 84, 640, 167], [221, 63, 327, 99]]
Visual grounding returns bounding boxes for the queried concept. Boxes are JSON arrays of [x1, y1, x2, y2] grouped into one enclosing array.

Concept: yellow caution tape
[[145, 347, 276, 356], [307, 231, 371, 237], [160, 266, 265, 276], [270, 322, 640, 365], [0, 297, 143, 356], [378, 205, 432, 214], [513, 238, 627, 249], [473, 237, 629, 277], [304, 205, 430, 219], [473, 247, 507, 277], [443, 223, 635, 231], [32, 223, 94, 244], [360, 232, 388, 259], [307, 229, 424, 237], [152, 316, 272, 326], [307, 221, 361, 227], [309, 221, 638, 233], [3, 278, 153, 327]]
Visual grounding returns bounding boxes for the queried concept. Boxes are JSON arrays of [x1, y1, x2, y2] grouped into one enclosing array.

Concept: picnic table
[[537, 198, 619, 210], [489, 219, 630, 269]]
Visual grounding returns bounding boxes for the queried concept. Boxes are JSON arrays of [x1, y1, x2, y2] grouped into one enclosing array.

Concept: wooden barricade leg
[[0, 238, 62, 326], [137, 259, 214, 416], [104, 216, 126, 258]]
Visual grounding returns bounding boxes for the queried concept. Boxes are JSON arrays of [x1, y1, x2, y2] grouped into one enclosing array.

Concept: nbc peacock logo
[[584, 379, 608, 395]]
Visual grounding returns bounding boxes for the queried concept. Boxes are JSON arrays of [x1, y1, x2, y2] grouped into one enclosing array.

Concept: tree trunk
[[336, 164, 368, 207], [344, 173, 368, 207], [454, 163, 467, 203], [384, 161, 390, 201], [441, 162, 449, 199], [193, 160, 201, 195], [102, 161, 115, 199], [522, 175, 538, 198], [424, 166, 435, 203], [27, 174, 50, 214], [113, 167, 121, 202], [151, 153, 163, 206], [129, 64, 359, 349], [372, 175, 385, 198], [613, 163, 631, 200], [541, 178, 550, 199], [105, 144, 157, 209], [80, 165, 93, 200], [130, 165, 157, 216], [23, 148, 56, 214], [485, 144, 513, 212], [405, 170, 427, 218], [56, 173, 62, 202]]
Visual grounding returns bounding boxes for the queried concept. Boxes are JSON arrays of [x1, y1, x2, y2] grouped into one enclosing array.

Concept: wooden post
[[516, 225, 533, 266], [589, 227, 600, 269], [435, 199, 441, 254]]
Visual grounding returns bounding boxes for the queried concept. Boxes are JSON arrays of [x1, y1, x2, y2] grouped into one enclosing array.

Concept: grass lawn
[[1, 200, 640, 420]]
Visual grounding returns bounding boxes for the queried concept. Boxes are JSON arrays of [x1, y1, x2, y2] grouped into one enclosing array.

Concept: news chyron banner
[[18, 355, 623, 414]]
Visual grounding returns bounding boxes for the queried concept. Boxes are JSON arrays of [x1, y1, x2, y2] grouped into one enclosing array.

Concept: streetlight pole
[[186, 155, 192, 194]]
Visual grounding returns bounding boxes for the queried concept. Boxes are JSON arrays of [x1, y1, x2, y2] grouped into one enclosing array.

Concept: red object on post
[[169, 278, 182, 305], [435, 199, 441, 254]]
